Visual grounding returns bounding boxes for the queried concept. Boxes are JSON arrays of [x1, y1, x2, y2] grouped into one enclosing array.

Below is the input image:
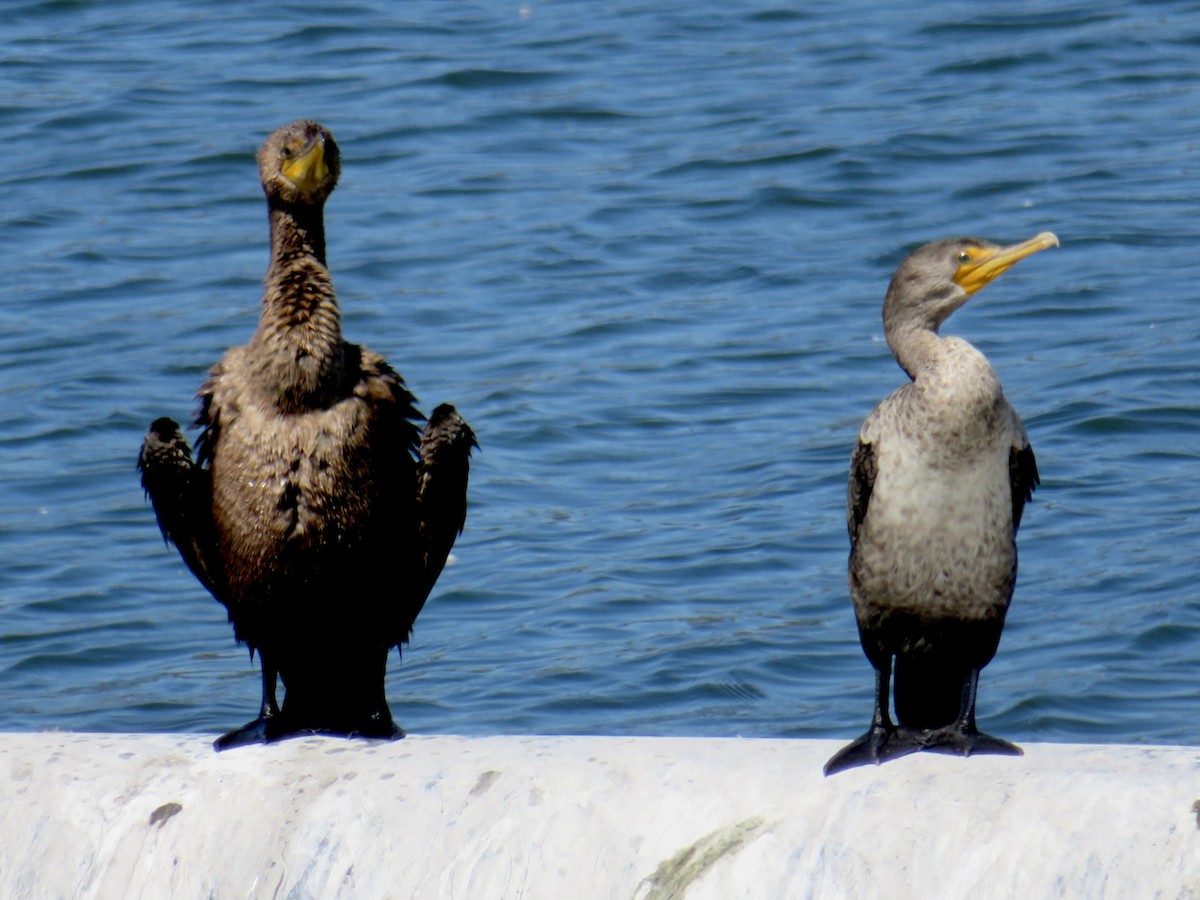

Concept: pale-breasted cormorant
[[824, 232, 1057, 776]]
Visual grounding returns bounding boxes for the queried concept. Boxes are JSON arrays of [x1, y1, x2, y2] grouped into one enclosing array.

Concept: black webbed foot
[[214, 653, 406, 751], [213, 715, 406, 751], [213, 715, 275, 751], [347, 719, 406, 741], [920, 725, 1023, 758], [916, 668, 1022, 758], [824, 724, 924, 776], [342, 706, 406, 741], [213, 690, 407, 751], [826, 656, 924, 776]]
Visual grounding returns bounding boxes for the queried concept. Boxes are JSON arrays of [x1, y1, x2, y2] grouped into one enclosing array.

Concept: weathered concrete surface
[[1, 733, 1197, 899]]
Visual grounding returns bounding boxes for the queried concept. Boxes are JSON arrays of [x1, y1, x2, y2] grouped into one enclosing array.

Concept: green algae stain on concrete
[[636, 816, 768, 900]]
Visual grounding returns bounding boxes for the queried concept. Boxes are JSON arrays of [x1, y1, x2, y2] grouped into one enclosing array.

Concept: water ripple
[[0, 0, 1196, 749]]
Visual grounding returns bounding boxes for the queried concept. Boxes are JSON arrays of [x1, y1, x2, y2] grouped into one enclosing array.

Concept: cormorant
[[138, 120, 476, 750], [824, 232, 1057, 776]]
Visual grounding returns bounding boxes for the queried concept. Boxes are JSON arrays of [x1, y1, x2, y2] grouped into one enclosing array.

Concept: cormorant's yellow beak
[[952, 231, 1059, 296], [281, 136, 329, 193]]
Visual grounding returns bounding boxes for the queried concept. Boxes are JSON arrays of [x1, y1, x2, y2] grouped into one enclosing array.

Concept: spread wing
[[353, 348, 475, 644], [847, 438, 877, 549], [137, 416, 227, 603], [416, 403, 477, 601]]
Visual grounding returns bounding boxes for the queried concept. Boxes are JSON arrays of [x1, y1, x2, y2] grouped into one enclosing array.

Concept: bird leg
[[824, 656, 923, 776], [260, 656, 280, 720], [919, 668, 1023, 758], [212, 653, 281, 751]]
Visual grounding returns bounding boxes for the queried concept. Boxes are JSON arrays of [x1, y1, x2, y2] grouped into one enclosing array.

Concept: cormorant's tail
[[893, 655, 969, 730]]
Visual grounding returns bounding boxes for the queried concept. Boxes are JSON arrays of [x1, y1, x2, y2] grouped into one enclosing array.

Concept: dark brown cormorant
[[824, 232, 1058, 776], [138, 120, 476, 750]]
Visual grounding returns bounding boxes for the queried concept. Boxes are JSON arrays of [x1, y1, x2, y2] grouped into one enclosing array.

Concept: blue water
[[1, 0, 1198, 746]]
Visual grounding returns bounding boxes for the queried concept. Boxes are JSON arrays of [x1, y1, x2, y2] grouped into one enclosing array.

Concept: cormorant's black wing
[[847, 439, 877, 549], [1010, 442, 1039, 532], [138, 417, 226, 602], [416, 403, 476, 600], [353, 349, 472, 646]]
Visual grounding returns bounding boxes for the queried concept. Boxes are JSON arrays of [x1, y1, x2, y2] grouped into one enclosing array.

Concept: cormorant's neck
[[250, 200, 345, 412], [882, 278, 970, 382], [267, 200, 328, 266], [886, 322, 942, 382], [887, 321, 1005, 441]]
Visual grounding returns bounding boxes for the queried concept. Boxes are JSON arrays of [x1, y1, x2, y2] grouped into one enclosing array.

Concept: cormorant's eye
[[957, 250, 970, 263], [281, 146, 293, 158]]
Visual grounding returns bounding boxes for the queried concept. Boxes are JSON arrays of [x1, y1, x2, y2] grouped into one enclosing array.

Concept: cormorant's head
[[257, 120, 341, 207], [883, 231, 1059, 333]]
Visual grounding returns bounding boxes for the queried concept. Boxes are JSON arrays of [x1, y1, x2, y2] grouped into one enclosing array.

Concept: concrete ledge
[[2, 733, 1198, 898]]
